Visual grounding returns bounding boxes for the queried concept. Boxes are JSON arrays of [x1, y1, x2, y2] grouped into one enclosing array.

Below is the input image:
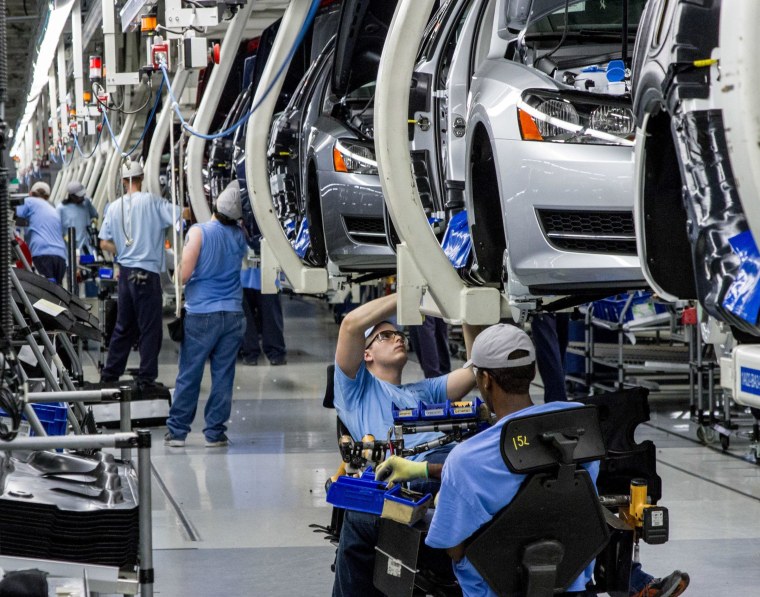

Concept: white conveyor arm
[[375, 0, 503, 325], [145, 68, 190, 197], [719, 0, 760, 247], [245, 0, 328, 294], [186, 0, 255, 222]]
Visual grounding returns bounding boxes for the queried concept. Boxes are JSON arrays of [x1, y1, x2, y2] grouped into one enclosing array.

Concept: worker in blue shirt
[[98, 160, 180, 387], [380, 324, 690, 597], [331, 293, 479, 597], [57, 180, 98, 254], [16, 181, 68, 283]]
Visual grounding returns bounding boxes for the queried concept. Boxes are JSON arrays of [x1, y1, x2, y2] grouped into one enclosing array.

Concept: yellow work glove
[[376, 456, 428, 486]]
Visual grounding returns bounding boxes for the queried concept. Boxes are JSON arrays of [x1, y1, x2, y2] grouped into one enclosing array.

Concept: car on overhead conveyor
[[266, 0, 399, 275], [629, 0, 760, 338], [429, 0, 646, 302]]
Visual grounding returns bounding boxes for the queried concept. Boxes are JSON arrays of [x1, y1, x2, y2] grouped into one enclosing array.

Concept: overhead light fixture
[[10, 0, 76, 159]]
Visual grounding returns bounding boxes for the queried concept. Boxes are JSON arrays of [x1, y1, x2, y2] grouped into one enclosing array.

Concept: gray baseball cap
[[67, 180, 86, 197], [215, 180, 242, 220], [464, 323, 535, 369]]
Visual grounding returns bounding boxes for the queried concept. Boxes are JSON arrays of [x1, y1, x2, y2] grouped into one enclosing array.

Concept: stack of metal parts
[[12, 269, 100, 341], [0, 450, 139, 568]]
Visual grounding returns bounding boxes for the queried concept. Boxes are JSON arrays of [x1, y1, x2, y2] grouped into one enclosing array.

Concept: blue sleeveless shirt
[[184, 220, 247, 314]]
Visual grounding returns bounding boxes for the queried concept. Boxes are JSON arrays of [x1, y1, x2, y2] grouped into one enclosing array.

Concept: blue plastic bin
[[448, 398, 483, 419], [326, 469, 388, 515], [0, 402, 68, 436], [591, 291, 666, 324], [419, 401, 448, 420], [392, 402, 419, 422]]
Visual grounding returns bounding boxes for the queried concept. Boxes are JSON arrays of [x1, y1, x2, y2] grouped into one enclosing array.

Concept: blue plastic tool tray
[[326, 469, 388, 515], [591, 291, 667, 324], [419, 401, 448, 420], [383, 484, 432, 509], [448, 397, 483, 419], [392, 402, 419, 422]]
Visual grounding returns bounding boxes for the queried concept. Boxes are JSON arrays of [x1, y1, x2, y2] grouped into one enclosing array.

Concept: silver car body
[[458, 0, 645, 300]]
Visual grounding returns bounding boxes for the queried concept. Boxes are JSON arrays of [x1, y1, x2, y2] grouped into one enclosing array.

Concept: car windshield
[[527, 0, 646, 33]]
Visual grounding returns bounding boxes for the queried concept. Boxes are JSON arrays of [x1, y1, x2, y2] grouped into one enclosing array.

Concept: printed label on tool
[[387, 557, 402, 577]]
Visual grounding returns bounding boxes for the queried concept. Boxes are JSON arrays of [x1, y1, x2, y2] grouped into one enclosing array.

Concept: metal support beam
[[375, 0, 504, 325], [245, 0, 328, 295]]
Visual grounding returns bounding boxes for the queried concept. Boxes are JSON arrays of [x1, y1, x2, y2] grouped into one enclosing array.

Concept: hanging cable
[[72, 121, 104, 159], [57, 141, 76, 167], [92, 80, 155, 115], [100, 76, 165, 158], [159, 0, 320, 141]]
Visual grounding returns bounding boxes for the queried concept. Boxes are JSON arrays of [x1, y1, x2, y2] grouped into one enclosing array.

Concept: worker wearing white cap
[[57, 180, 99, 253], [98, 158, 180, 387], [165, 181, 248, 448], [16, 180, 67, 283]]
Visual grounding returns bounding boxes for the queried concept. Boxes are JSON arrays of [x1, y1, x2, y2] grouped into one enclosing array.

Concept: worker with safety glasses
[[98, 160, 180, 388], [331, 292, 480, 597]]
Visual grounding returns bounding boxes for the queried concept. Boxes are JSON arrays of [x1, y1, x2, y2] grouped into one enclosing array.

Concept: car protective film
[[723, 231, 760, 326], [293, 218, 311, 259], [671, 109, 760, 336], [441, 210, 472, 268]]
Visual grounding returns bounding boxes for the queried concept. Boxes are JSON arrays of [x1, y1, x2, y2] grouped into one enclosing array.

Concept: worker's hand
[[375, 456, 428, 486]]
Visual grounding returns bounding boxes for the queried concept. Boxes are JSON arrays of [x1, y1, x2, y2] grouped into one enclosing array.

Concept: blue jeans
[[629, 562, 654, 594], [332, 445, 454, 596], [167, 311, 245, 442]]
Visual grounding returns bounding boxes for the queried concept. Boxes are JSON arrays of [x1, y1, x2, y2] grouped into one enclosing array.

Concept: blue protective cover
[[441, 210, 472, 268], [723, 230, 760, 325], [292, 218, 311, 258]]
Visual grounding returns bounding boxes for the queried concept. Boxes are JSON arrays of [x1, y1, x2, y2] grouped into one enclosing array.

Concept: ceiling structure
[[4, 0, 292, 136]]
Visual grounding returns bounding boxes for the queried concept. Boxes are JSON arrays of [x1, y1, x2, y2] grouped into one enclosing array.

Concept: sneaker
[[164, 432, 186, 448], [632, 571, 690, 597], [205, 435, 229, 448]]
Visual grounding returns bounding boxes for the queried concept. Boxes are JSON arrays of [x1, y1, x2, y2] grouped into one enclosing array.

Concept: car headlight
[[333, 140, 378, 175], [517, 89, 635, 146]]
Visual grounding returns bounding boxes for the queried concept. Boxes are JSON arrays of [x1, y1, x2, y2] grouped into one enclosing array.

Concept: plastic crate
[[448, 398, 483, 419], [591, 291, 667, 324], [392, 402, 419, 422], [419, 401, 448, 420], [326, 468, 388, 515], [0, 402, 68, 437]]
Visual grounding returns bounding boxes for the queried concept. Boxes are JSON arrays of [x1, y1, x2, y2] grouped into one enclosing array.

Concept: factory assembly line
[[0, 0, 758, 595]]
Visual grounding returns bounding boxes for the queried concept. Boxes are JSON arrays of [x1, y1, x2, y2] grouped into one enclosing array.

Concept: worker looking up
[[16, 181, 68, 284], [58, 180, 99, 254], [382, 324, 690, 597], [332, 292, 479, 597], [98, 160, 180, 388]]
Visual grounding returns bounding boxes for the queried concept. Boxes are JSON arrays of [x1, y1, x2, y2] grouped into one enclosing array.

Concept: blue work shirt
[[241, 266, 262, 290], [16, 197, 67, 260], [99, 192, 179, 273], [57, 199, 98, 251], [426, 401, 599, 596], [184, 220, 247, 314], [334, 361, 449, 459]]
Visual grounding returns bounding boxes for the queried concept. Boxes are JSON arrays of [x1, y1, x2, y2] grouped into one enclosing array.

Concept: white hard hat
[[121, 160, 144, 179]]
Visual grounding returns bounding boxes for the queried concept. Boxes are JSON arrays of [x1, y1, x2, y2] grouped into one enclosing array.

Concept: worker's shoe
[[164, 432, 186, 448], [205, 435, 229, 448], [632, 570, 690, 597], [241, 357, 258, 366], [269, 357, 287, 366]]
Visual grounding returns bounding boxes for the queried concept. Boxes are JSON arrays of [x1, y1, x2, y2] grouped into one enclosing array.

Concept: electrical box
[[183, 37, 208, 69]]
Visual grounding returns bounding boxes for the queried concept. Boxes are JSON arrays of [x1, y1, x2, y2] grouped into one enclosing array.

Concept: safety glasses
[[367, 329, 407, 349]]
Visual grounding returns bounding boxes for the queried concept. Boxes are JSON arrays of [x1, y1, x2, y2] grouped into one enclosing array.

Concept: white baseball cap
[[464, 324, 536, 369], [121, 160, 144, 179], [30, 181, 51, 197], [215, 180, 242, 220]]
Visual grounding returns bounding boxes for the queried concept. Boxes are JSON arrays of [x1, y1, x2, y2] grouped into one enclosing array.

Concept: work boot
[[631, 570, 689, 597]]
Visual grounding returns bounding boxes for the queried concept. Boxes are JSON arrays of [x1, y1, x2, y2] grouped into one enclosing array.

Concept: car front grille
[[344, 216, 388, 246], [537, 209, 637, 255]]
